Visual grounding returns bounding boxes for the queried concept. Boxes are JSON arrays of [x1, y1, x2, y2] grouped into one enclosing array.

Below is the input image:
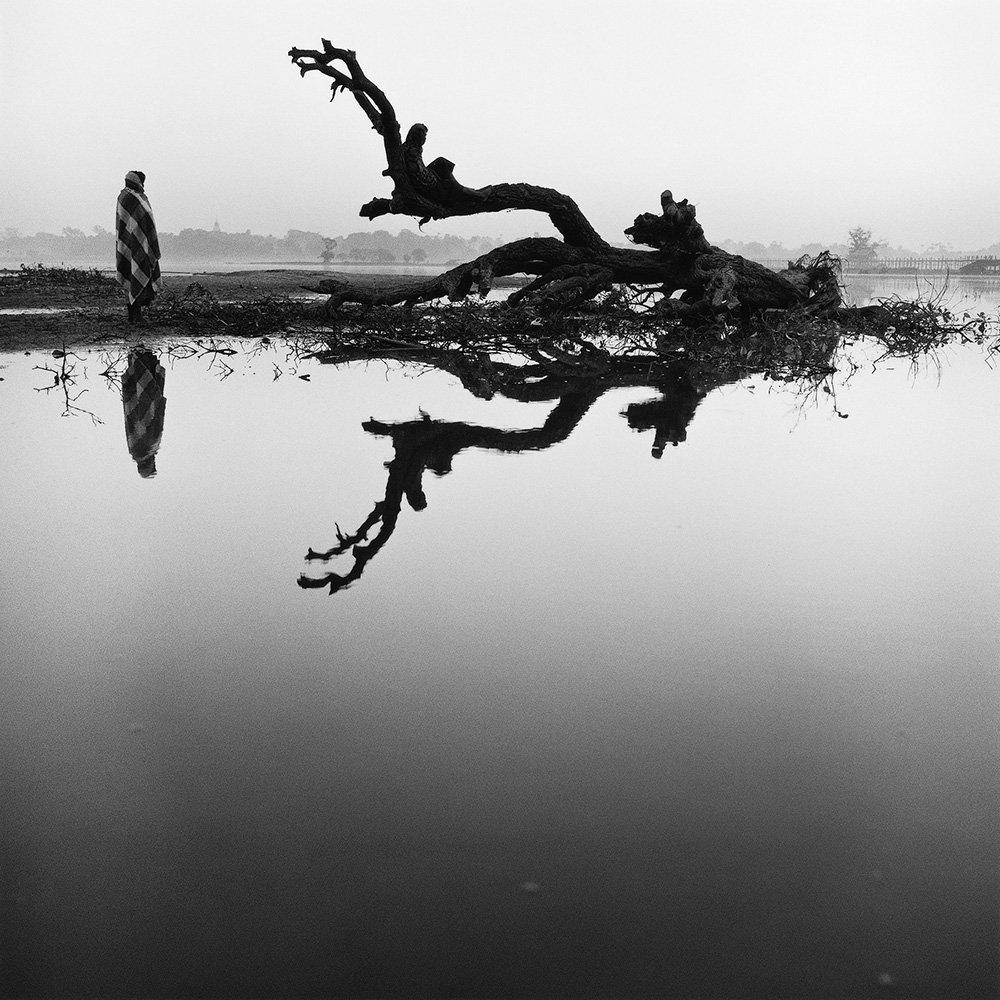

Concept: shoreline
[[3, 266, 997, 355], [0, 267, 528, 308], [0, 270, 324, 352], [0, 268, 432, 308], [0, 269, 526, 353]]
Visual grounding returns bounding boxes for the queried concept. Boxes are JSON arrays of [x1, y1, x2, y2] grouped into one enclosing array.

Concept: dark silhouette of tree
[[288, 39, 841, 318]]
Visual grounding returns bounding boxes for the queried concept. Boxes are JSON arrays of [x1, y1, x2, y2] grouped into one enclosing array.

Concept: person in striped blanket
[[116, 170, 162, 324]]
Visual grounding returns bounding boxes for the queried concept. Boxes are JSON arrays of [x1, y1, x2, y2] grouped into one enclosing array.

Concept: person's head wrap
[[125, 170, 145, 190]]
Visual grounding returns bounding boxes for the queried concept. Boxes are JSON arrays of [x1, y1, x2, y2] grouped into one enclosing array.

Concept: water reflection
[[122, 347, 166, 478], [299, 385, 602, 593], [623, 365, 706, 455], [2, 305, 999, 998], [299, 357, 759, 593], [844, 274, 1000, 310]]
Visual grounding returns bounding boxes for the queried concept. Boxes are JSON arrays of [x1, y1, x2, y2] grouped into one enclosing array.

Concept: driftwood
[[288, 39, 842, 318]]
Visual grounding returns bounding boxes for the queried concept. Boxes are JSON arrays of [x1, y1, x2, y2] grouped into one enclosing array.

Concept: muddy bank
[[0, 268, 436, 310], [0, 268, 535, 352], [0, 269, 511, 352]]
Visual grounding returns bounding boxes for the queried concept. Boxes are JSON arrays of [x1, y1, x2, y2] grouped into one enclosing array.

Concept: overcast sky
[[2, 0, 998, 248]]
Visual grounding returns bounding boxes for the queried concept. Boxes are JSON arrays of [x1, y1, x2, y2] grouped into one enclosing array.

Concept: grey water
[[1, 277, 998, 998]]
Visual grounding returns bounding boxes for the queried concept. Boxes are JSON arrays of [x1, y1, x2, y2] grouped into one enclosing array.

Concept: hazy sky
[[2, 1, 998, 248]]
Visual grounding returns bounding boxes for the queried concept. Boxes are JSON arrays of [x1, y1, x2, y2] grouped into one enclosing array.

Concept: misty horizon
[[3, 2, 999, 252], [4, 219, 998, 264]]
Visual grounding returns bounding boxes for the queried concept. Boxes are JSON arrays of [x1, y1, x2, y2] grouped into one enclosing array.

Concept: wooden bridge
[[754, 256, 1000, 275]]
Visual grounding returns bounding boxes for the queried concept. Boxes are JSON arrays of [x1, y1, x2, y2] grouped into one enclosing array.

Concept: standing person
[[116, 170, 162, 324]]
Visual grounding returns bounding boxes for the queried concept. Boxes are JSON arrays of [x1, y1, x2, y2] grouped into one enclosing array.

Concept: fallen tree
[[288, 39, 842, 318]]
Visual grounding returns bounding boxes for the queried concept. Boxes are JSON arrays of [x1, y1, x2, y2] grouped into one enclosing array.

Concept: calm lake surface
[[1, 277, 998, 998]]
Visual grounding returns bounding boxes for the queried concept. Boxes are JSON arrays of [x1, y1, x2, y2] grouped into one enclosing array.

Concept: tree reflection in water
[[298, 354, 743, 595]]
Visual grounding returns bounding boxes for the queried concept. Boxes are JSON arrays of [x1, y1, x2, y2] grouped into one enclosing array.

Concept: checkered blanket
[[116, 173, 163, 305], [123, 348, 166, 478]]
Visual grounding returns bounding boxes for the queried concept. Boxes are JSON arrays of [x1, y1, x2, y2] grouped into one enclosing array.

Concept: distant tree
[[847, 226, 882, 260], [320, 237, 337, 264], [62, 227, 86, 239], [411, 247, 427, 263], [348, 248, 366, 261]]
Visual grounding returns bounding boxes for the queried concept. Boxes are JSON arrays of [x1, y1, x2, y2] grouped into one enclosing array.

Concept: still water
[[1, 279, 998, 997]]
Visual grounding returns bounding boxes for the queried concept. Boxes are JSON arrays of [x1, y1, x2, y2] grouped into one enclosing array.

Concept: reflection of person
[[122, 348, 166, 478], [116, 171, 162, 324]]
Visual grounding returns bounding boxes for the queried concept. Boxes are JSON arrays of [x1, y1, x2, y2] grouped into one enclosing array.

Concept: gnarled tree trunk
[[289, 39, 840, 319]]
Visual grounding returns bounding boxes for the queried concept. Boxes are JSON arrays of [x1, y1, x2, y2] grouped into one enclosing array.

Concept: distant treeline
[[717, 238, 1000, 263], [0, 225, 506, 267], [4, 225, 998, 269]]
